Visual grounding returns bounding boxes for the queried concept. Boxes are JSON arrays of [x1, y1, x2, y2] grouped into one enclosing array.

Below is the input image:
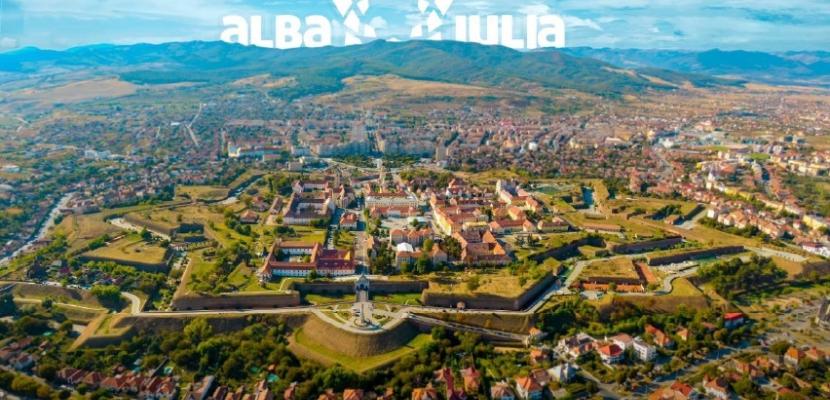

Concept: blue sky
[[1, 0, 829, 51]]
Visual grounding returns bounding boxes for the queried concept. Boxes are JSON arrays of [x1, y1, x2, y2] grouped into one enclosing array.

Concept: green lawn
[[82, 234, 169, 266], [292, 329, 432, 373], [303, 293, 355, 305], [371, 292, 423, 305]]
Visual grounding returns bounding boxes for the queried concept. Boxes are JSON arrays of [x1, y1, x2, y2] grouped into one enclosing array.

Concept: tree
[[90, 285, 122, 308], [184, 318, 213, 343], [140, 228, 153, 241], [442, 236, 462, 259], [466, 275, 481, 292], [0, 293, 17, 317]]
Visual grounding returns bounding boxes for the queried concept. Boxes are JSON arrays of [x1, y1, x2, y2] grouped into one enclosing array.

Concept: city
[[1, 2, 830, 400]]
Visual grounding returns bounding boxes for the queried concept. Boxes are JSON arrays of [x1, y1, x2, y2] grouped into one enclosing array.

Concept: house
[[703, 376, 731, 399], [784, 346, 806, 367], [339, 212, 359, 230], [597, 343, 624, 365], [182, 375, 215, 400], [317, 389, 337, 400], [547, 363, 576, 383], [454, 230, 511, 266], [646, 324, 675, 348], [649, 381, 699, 400], [459, 367, 481, 394], [10, 353, 35, 370], [537, 217, 569, 233], [733, 359, 764, 380], [343, 389, 364, 400], [527, 327, 546, 345], [82, 371, 106, 389], [557, 333, 595, 359], [805, 347, 828, 362], [284, 382, 298, 400], [609, 333, 634, 350], [676, 327, 691, 342], [514, 376, 543, 400], [411, 384, 439, 400], [490, 381, 516, 400], [57, 368, 87, 385], [632, 337, 657, 362], [529, 347, 551, 365], [240, 210, 260, 224], [433, 367, 465, 400], [723, 312, 745, 329], [530, 369, 551, 387]]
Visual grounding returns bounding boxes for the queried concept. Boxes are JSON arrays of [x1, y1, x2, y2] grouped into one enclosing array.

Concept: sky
[[1, 0, 829, 51]]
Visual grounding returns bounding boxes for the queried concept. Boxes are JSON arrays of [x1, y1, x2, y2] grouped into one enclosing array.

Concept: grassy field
[[580, 257, 639, 280], [606, 197, 699, 216], [82, 234, 169, 266], [507, 232, 587, 261], [426, 267, 548, 297], [669, 277, 704, 297], [52, 202, 182, 252], [127, 204, 277, 249], [567, 212, 665, 238], [291, 329, 432, 373], [303, 293, 355, 305], [176, 185, 229, 201], [182, 250, 281, 295], [372, 292, 423, 305], [335, 230, 355, 250], [290, 226, 327, 243]]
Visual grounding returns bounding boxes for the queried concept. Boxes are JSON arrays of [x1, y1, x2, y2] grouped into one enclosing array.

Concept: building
[[547, 363, 576, 383], [702, 376, 730, 399], [258, 241, 354, 279], [784, 346, 806, 367], [646, 324, 675, 348], [514, 376, 543, 400], [453, 230, 511, 266], [649, 381, 699, 400], [490, 381, 516, 400], [723, 312, 746, 329], [339, 212, 359, 230], [365, 191, 419, 209], [816, 298, 830, 327], [597, 343, 624, 365], [632, 337, 657, 362], [411, 384, 439, 400], [282, 192, 335, 225]]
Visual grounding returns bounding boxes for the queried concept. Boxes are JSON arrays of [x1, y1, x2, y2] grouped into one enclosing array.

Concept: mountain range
[[2, 41, 827, 101], [560, 48, 830, 87], [0, 41, 739, 99]]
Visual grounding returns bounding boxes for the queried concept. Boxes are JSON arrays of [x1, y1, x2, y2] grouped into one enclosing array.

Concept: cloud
[[518, 4, 551, 15], [369, 16, 388, 30], [563, 15, 603, 31]]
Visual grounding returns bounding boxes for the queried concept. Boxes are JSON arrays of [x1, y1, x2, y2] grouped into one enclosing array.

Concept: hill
[[560, 47, 830, 87], [0, 40, 736, 99]]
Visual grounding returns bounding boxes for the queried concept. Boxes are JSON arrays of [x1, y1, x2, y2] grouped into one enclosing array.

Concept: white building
[[632, 337, 657, 362], [365, 192, 418, 209]]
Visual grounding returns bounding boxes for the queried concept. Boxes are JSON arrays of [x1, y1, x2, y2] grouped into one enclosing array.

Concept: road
[[0, 193, 75, 266], [184, 103, 203, 146]]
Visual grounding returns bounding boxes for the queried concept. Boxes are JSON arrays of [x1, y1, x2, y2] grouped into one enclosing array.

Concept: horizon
[[1, 0, 829, 52], [3, 38, 828, 55]]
